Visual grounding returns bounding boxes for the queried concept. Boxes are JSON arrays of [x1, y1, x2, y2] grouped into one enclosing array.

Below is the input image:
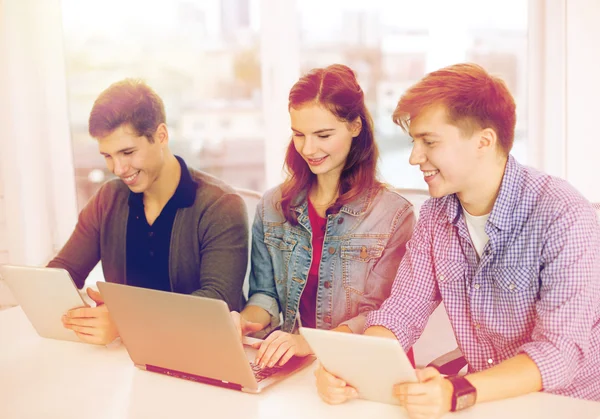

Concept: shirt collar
[[441, 155, 522, 231], [127, 155, 197, 209]]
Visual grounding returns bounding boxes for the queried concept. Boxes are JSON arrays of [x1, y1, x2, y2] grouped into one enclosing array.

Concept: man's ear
[[154, 123, 169, 145], [477, 127, 497, 152]]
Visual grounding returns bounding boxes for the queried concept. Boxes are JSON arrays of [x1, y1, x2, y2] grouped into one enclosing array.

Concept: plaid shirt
[[366, 156, 600, 400]]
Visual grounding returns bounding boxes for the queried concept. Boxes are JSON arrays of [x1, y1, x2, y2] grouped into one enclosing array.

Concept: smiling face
[[290, 103, 361, 184], [98, 123, 167, 193], [408, 105, 483, 199]]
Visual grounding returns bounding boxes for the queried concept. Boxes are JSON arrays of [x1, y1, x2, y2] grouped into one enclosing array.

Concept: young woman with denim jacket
[[231, 64, 416, 368]]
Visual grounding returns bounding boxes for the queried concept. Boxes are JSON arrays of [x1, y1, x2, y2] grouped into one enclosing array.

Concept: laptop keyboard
[[249, 361, 283, 382]]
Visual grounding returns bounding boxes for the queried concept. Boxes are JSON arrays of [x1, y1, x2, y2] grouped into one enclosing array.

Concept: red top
[[298, 198, 326, 328]]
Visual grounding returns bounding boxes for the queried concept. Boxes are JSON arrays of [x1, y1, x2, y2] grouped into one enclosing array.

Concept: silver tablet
[[0, 265, 86, 342], [300, 327, 417, 405]]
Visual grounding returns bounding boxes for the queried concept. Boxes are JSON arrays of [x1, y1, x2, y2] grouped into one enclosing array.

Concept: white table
[[1, 306, 599, 419]]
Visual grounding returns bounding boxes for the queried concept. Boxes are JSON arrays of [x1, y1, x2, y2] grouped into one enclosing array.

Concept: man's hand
[[393, 367, 453, 419], [253, 331, 313, 368], [314, 363, 358, 404], [62, 288, 119, 345]]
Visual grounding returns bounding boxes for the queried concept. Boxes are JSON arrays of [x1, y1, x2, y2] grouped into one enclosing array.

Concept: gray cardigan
[[48, 168, 249, 311]]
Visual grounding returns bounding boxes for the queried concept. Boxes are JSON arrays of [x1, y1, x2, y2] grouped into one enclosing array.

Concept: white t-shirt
[[462, 207, 490, 259]]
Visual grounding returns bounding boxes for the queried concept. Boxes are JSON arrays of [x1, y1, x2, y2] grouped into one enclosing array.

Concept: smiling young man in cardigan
[[51, 79, 249, 345]]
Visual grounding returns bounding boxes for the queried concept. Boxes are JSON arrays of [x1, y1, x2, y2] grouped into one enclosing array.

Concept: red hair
[[280, 64, 381, 225], [393, 63, 516, 154]]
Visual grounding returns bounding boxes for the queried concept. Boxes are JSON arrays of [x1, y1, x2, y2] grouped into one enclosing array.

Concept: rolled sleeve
[[246, 292, 281, 330], [246, 198, 282, 331], [518, 203, 600, 391], [365, 309, 409, 346]]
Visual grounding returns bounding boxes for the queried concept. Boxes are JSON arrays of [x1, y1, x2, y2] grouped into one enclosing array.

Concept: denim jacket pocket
[[263, 234, 297, 285], [340, 242, 385, 294], [264, 234, 297, 251]]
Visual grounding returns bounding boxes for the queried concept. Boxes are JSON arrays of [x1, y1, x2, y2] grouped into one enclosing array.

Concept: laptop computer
[[96, 281, 315, 393], [300, 327, 417, 405], [0, 265, 86, 342]]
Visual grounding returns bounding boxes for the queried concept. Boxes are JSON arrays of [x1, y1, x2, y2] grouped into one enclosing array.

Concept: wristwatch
[[447, 376, 477, 411]]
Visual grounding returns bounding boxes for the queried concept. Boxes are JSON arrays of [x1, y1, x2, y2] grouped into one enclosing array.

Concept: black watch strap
[[448, 376, 477, 412]]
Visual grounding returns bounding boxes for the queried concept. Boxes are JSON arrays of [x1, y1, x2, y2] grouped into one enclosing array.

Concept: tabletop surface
[[1, 306, 599, 419]]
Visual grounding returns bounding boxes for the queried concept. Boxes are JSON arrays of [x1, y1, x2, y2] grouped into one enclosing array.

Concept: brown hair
[[88, 78, 166, 142], [392, 63, 516, 154], [280, 64, 381, 224]]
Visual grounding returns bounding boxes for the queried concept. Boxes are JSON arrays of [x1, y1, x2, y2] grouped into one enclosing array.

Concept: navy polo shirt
[[125, 156, 196, 291]]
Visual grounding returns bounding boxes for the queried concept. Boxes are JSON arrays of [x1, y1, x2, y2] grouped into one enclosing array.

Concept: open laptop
[[0, 265, 86, 342], [97, 281, 315, 393], [300, 327, 417, 405]]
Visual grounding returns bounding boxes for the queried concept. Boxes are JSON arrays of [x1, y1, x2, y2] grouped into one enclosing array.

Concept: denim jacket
[[246, 185, 415, 334]]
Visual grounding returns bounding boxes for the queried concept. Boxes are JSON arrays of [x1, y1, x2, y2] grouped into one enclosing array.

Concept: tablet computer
[[0, 265, 86, 342], [300, 327, 417, 405]]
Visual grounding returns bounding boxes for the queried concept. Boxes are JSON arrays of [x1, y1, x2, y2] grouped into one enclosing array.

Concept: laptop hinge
[[146, 364, 243, 391]]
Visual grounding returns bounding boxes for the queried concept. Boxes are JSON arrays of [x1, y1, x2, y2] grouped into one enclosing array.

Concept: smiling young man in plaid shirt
[[314, 63, 600, 418]]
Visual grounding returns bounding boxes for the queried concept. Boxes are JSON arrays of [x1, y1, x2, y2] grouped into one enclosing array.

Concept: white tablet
[[300, 327, 417, 405], [0, 265, 86, 342]]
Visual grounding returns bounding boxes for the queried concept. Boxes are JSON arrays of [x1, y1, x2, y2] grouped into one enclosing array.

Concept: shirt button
[[487, 358, 494, 365], [328, 247, 336, 255], [337, 218, 344, 225], [324, 281, 331, 289], [473, 283, 480, 290], [439, 274, 445, 281], [148, 231, 155, 238], [508, 283, 516, 291], [149, 250, 154, 257]]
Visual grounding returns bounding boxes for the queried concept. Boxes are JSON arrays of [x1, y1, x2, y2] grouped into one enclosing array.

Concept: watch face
[[456, 392, 477, 410]]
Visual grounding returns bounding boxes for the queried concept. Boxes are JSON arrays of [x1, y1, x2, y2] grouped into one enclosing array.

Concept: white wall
[[260, 0, 300, 188], [0, 0, 79, 306], [0, 0, 78, 267], [0, 170, 8, 265], [530, 0, 600, 202], [0, 168, 14, 307], [565, 0, 600, 202]]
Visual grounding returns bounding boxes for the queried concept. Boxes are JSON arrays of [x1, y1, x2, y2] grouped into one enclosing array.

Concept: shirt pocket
[[490, 265, 538, 338], [340, 242, 385, 294], [435, 259, 467, 289], [492, 266, 537, 293]]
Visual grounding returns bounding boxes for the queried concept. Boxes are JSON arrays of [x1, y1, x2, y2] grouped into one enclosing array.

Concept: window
[[296, 0, 528, 189], [61, 0, 528, 206], [61, 0, 265, 210]]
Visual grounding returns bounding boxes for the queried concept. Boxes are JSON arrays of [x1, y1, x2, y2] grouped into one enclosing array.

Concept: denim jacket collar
[[291, 186, 377, 218]]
